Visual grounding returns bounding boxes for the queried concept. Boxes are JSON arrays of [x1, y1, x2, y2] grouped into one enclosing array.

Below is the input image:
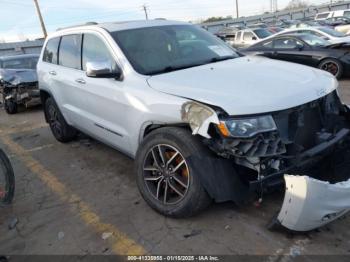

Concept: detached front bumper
[[277, 175, 350, 231]]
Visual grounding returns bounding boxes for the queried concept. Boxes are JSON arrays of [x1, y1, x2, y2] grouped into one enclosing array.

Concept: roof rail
[[56, 22, 98, 31]]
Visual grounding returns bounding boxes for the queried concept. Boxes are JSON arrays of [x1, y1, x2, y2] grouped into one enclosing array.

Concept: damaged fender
[[181, 101, 220, 138], [277, 175, 350, 232]]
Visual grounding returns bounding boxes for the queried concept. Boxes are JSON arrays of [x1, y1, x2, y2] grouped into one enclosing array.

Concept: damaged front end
[[182, 90, 350, 231], [0, 69, 40, 113]]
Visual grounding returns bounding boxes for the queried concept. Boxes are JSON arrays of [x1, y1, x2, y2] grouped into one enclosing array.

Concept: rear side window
[[273, 38, 301, 49], [344, 11, 350, 18], [59, 34, 82, 69], [316, 13, 330, 19], [82, 34, 114, 71], [43, 37, 60, 64]]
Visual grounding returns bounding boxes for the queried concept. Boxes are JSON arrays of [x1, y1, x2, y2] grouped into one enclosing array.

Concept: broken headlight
[[218, 115, 277, 138]]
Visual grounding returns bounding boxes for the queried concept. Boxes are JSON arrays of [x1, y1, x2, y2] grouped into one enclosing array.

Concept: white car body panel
[[273, 27, 350, 44], [147, 56, 338, 115], [278, 175, 350, 231]]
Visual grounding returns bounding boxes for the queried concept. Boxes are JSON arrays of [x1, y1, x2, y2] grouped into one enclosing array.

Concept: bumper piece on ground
[[277, 175, 350, 232]]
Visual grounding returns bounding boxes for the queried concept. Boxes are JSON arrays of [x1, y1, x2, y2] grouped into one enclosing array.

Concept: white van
[[333, 9, 350, 18], [315, 11, 334, 21], [315, 9, 350, 20]]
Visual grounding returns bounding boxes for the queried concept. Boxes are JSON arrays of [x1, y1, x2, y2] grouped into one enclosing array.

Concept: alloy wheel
[[321, 61, 339, 76], [143, 144, 190, 205]]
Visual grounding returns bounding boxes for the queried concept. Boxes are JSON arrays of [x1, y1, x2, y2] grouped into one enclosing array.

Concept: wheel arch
[[317, 56, 344, 67], [139, 122, 190, 144], [40, 89, 52, 122]]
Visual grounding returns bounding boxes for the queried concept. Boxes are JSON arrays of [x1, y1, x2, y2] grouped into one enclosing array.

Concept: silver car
[[37, 20, 350, 230]]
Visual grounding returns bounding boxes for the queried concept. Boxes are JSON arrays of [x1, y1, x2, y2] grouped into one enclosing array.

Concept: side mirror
[[86, 61, 122, 79], [252, 36, 257, 40]]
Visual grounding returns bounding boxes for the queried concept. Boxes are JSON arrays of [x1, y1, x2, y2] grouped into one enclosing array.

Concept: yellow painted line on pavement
[[0, 134, 146, 255], [0, 123, 49, 136]]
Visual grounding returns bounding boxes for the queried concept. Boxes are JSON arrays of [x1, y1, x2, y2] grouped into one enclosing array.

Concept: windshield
[[111, 25, 239, 75], [253, 29, 272, 39], [299, 34, 330, 46], [318, 27, 346, 37], [1, 56, 38, 69]]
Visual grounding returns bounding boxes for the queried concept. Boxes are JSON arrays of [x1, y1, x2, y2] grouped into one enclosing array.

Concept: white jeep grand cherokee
[[38, 20, 350, 229]]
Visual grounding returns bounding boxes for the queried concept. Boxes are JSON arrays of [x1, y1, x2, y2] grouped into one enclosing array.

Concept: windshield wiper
[[148, 62, 209, 75], [148, 56, 236, 75], [209, 56, 236, 63]]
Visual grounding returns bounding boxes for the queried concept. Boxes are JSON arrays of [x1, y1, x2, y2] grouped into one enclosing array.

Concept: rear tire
[[4, 99, 18, 114], [45, 97, 77, 143], [318, 58, 343, 79], [135, 127, 212, 218], [0, 149, 15, 206]]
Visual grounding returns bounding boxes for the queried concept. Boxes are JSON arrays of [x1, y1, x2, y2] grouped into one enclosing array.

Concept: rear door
[[53, 34, 88, 127]]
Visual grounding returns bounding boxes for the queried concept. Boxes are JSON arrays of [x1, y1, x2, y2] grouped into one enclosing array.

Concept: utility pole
[[235, 0, 239, 18], [270, 0, 278, 13], [33, 0, 47, 38], [142, 4, 149, 20]]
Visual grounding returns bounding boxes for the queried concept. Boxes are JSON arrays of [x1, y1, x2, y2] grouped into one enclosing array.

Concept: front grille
[[273, 91, 343, 152], [221, 132, 286, 157]]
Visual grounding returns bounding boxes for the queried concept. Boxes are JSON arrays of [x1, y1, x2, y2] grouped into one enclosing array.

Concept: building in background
[[0, 39, 44, 57]]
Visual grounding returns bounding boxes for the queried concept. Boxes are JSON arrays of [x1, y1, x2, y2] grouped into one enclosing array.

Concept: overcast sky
[[0, 0, 328, 42]]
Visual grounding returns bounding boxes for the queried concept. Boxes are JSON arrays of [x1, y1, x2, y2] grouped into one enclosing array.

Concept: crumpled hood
[[0, 69, 38, 86], [147, 56, 338, 115]]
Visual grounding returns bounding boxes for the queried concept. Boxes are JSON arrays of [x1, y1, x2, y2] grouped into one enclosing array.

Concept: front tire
[[135, 127, 212, 218], [4, 99, 18, 114], [318, 58, 343, 79], [0, 149, 15, 206], [45, 97, 77, 143]]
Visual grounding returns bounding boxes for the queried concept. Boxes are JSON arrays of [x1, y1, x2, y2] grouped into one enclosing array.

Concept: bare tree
[[285, 0, 309, 10]]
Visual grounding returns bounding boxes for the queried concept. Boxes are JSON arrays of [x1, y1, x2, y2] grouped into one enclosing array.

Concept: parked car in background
[[332, 9, 350, 19], [315, 11, 334, 21], [325, 16, 350, 27], [241, 33, 350, 79], [233, 28, 272, 48], [215, 25, 244, 45], [276, 27, 350, 44], [0, 54, 40, 114], [266, 27, 284, 34], [289, 20, 325, 29], [330, 17, 350, 34], [37, 20, 350, 228]]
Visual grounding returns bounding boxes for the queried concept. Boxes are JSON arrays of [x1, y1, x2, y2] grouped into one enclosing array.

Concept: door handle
[[75, 78, 86, 84], [49, 71, 57, 75]]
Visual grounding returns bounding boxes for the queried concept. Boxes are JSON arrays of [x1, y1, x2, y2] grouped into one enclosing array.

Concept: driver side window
[[82, 34, 114, 71]]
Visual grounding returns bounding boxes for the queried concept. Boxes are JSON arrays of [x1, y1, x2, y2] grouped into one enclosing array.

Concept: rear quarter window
[[43, 37, 60, 64]]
